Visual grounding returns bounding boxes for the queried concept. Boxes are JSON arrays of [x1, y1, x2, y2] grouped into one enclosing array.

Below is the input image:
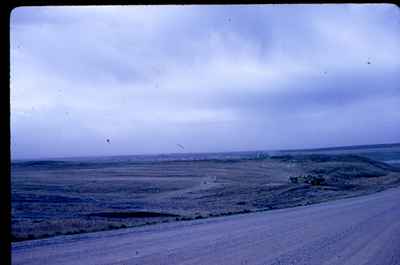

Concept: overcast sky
[[10, 4, 400, 159]]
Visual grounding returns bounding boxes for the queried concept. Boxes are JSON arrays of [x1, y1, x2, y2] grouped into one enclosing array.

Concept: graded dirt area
[[11, 152, 400, 241], [12, 186, 400, 265]]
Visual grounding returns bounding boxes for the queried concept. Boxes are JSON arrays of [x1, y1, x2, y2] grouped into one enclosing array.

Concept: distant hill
[[279, 143, 400, 153]]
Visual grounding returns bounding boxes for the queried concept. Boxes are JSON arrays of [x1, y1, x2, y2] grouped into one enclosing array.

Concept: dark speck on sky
[[177, 144, 185, 150]]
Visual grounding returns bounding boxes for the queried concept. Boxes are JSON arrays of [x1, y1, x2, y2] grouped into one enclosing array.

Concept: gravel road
[[12, 187, 400, 265]]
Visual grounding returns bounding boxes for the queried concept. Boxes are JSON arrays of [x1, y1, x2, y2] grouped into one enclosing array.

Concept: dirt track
[[12, 187, 400, 265]]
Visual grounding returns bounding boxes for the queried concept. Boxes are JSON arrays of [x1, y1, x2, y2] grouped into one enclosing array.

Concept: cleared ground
[[12, 186, 400, 265], [11, 146, 400, 241]]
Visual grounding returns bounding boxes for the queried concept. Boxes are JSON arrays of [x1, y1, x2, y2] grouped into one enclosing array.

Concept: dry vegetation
[[11, 147, 400, 241]]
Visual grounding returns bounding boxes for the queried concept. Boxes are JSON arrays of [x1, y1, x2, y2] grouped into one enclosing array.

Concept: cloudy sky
[[10, 4, 400, 159]]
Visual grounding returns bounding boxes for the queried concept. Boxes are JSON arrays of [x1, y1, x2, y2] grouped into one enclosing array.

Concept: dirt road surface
[[12, 188, 400, 265]]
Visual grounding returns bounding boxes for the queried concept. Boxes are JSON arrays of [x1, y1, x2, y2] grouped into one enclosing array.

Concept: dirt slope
[[12, 187, 400, 265]]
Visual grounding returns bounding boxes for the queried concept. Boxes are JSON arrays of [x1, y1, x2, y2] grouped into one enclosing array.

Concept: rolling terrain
[[11, 143, 400, 241]]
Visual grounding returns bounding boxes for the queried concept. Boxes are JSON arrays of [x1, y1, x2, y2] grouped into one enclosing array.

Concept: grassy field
[[11, 144, 400, 241]]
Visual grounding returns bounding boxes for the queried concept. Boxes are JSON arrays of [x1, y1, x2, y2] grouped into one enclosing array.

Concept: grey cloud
[[10, 4, 400, 159]]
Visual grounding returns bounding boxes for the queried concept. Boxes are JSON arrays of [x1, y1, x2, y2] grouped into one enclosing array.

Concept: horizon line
[[11, 141, 400, 162]]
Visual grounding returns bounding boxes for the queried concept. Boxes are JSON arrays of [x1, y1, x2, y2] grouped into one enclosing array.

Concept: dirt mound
[[272, 154, 398, 170]]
